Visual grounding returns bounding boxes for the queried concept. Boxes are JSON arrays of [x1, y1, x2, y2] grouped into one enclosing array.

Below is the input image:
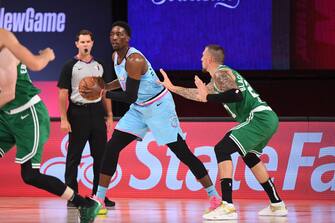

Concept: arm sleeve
[[105, 76, 140, 104], [206, 89, 243, 103]]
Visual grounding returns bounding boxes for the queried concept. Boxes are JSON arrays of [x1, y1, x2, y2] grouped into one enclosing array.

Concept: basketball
[[78, 76, 105, 100]]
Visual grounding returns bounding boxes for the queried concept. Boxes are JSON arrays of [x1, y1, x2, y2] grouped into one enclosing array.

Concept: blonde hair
[[206, 44, 224, 64]]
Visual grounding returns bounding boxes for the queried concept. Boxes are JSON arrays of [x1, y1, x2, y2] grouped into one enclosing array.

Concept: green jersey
[[215, 65, 268, 123], [1, 63, 40, 112]]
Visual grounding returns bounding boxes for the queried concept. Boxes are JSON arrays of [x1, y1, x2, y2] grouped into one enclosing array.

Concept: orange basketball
[[79, 76, 105, 100]]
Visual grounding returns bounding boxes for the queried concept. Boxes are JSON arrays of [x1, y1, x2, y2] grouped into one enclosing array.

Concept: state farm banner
[[0, 122, 334, 200]]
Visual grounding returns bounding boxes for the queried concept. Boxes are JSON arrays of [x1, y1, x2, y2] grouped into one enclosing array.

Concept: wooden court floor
[[0, 197, 334, 223]]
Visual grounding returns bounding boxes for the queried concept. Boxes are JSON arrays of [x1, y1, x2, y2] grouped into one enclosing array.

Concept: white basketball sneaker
[[203, 201, 238, 220], [258, 201, 288, 216]]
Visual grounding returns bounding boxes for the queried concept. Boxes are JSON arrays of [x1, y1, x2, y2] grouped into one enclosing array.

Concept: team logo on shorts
[[169, 115, 178, 128]]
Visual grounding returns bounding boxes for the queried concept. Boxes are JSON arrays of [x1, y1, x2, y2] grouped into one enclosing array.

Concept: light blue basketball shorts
[[115, 91, 185, 145]]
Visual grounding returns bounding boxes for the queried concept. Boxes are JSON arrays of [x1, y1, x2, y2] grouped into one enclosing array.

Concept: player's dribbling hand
[[158, 68, 175, 91], [39, 48, 55, 61], [194, 75, 208, 102]]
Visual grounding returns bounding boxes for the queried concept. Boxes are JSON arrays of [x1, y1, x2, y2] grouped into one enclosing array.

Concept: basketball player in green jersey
[[159, 44, 288, 220], [0, 28, 100, 223]]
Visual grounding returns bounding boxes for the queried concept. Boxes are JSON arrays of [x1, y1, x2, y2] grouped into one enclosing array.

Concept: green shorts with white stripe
[[229, 110, 278, 156], [0, 101, 50, 167]]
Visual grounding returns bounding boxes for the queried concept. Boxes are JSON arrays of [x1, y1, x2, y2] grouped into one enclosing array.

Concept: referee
[[57, 29, 115, 208]]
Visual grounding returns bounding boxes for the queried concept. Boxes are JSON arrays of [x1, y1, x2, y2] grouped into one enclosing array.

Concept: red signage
[[292, 0, 335, 69], [0, 122, 334, 200]]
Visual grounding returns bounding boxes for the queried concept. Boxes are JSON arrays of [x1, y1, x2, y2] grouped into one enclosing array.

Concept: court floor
[[0, 197, 334, 223]]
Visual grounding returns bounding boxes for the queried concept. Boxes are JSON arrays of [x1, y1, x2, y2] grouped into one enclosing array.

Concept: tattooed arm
[[197, 69, 243, 103], [159, 68, 213, 102], [171, 86, 202, 102], [212, 68, 238, 92]]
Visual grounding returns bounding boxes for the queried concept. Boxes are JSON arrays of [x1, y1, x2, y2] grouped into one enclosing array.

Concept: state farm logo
[[151, 0, 240, 8], [40, 134, 122, 189], [40, 130, 335, 194]]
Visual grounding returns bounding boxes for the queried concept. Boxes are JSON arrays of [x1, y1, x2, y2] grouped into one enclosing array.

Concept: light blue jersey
[[114, 47, 184, 145], [114, 47, 164, 105]]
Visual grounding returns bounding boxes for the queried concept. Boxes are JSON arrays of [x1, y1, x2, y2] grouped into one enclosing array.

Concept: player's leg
[[21, 160, 69, 199], [97, 107, 146, 195], [95, 107, 144, 214], [98, 129, 137, 186], [14, 102, 101, 222], [21, 160, 101, 222], [241, 111, 287, 216], [0, 113, 15, 159], [88, 106, 115, 207], [243, 152, 287, 216], [95, 129, 137, 214], [167, 134, 218, 193], [166, 134, 223, 212], [243, 152, 283, 204], [202, 131, 238, 220], [145, 93, 221, 210]]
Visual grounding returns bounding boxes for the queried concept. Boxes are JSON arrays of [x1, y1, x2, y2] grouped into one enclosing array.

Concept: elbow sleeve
[[105, 77, 140, 103], [207, 89, 243, 103]]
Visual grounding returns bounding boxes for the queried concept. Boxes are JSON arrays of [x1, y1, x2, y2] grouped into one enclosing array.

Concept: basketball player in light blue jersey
[[82, 21, 222, 216]]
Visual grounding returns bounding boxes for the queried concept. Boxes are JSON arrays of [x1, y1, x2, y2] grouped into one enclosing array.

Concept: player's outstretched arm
[[159, 68, 204, 102], [0, 28, 54, 71]]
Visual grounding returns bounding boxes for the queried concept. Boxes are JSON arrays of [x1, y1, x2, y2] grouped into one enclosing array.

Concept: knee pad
[[21, 161, 67, 196], [168, 135, 208, 179], [243, 153, 261, 168], [21, 163, 40, 186], [214, 149, 232, 163], [100, 130, 137, 175], [214, 132, 239, 163]]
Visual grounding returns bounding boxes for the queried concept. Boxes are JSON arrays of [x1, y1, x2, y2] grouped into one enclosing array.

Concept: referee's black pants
[[65, 102, 107, 195]]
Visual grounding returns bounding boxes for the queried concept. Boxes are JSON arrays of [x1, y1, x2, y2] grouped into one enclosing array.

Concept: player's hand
[[60, 119, 72, 133], [79, 77, 105, 100], [194, 75, 208, 102], [158, 68, 175, 91], [39, 48, 55, 61], [79, 85, 103, 98]]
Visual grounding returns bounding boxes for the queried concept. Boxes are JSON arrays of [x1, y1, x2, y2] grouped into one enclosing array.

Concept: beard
[[202, 65, 209, 73], [111, 43, 120, 51]]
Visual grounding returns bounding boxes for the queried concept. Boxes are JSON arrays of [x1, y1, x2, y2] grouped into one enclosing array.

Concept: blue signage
[[0, 0, 112, 80], [129, 0, 272, 70]]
